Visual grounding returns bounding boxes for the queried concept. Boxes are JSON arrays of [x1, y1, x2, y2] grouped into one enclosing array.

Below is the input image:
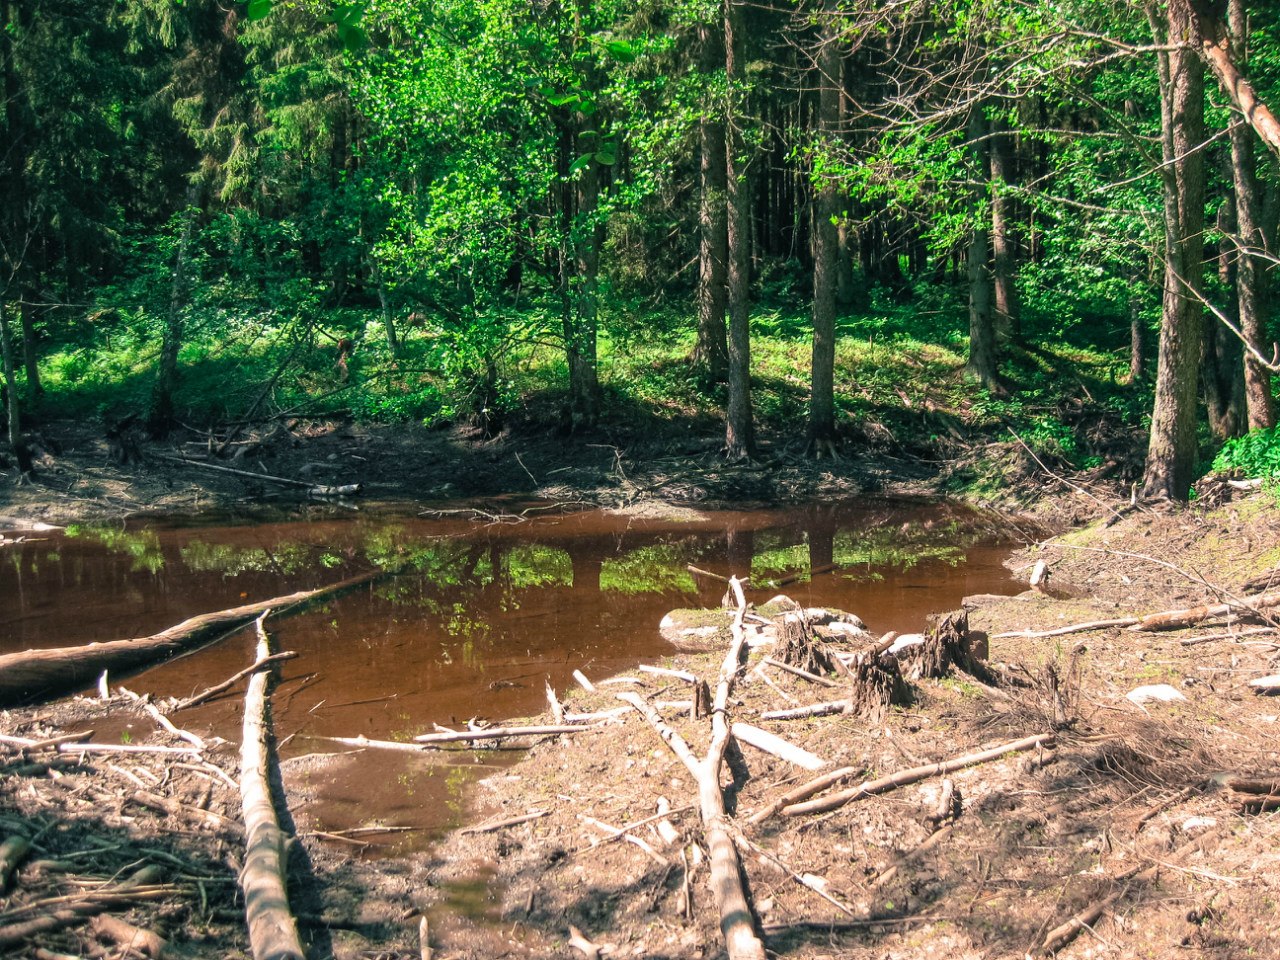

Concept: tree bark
[[1203, 201, 1245, 439], [724, 0, 755, 461], [1226, 0, 1276, 428], [694, 24, 729, 384], [965, 109, 999, 392], [1190, 0, 1280, 159], [0, 300, 33, 478], [989, 113, 1020, 341], [808, 5, 840, 454], [238, 616, 306, 960], [18, 294, 40, 400], [1129, 293, 1146, 383], [1143, 4, 1207, 501]]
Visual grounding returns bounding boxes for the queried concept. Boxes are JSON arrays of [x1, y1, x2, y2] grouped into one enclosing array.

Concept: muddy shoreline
[[0, 415, 1080, 531]]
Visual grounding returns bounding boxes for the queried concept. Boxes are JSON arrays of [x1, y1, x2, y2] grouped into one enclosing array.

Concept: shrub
[[1212, 426, 1280, 480]]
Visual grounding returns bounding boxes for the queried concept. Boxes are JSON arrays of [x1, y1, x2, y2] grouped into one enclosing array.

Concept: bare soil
[[415, 488, 1280, 960], [2, 440, 1279, 960], [0, 416, 935, 529]]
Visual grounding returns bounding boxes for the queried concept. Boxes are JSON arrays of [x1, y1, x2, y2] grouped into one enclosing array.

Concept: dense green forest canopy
[[2, 0, 1279, 500]]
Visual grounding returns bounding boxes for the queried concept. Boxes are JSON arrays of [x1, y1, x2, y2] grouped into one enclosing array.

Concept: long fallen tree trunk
[[0, 569, 380, 706], [154, 453, 362, 497], [619, 576, 767, 960], [239, 613, 305, 960]]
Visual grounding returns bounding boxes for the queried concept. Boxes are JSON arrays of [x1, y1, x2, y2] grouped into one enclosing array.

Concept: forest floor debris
[[2, 486, 1279, 959], [0, 414, 1052, 529]]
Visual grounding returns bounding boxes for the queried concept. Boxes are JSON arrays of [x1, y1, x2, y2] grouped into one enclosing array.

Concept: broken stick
[[172, 652, 299, 712], [411, 723, 596, 744], [748, 732, 1055, 823]]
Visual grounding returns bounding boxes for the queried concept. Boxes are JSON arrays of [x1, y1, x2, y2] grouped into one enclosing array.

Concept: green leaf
[[545, 92, 581, 107], [570, 153, 594, 174], [337, 22, 368, 51], [603, 39, 636, 62], [594, 147, 616, 165], [246, 0, 271, 21]]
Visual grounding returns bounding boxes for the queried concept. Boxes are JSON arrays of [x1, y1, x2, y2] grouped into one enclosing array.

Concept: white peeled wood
[[730, 722, 828, 770], [238, 612, 305, 960]]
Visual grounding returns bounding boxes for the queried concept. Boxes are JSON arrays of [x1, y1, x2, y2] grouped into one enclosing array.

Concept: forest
[[2, 0, 1280, 500]]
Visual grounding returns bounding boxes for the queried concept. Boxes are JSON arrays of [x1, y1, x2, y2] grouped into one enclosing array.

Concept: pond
[[0, 497, 1024, 854]]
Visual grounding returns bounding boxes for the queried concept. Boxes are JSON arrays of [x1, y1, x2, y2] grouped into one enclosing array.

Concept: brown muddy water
[[0, 498, 1025, 856]]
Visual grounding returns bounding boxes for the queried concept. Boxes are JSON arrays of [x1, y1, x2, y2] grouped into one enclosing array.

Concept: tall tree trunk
[[19, 295, 40, 400], [808, 5, 839, 456], [569, 149, 601, 429], [148, 182, 202, 439], [835, 218, 856, 305], [375, 267, 400, 359], [965, 109, 999, 392], [989, 113, 1020, 341], [1203, 201, 1245, 439], [1129, 293, 1146, 383], [724, 0, 755, 461], [1226, 0, 1276, 429], [694, 24, 729, 384], [2, 0, 37, 429], [1143, 5, 1207, 501], [0, 301, 33, 478], [555, 111, 576, 429]]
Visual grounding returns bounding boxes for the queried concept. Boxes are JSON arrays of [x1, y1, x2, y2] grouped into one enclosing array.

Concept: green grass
[[23, 294, 1146, 495]]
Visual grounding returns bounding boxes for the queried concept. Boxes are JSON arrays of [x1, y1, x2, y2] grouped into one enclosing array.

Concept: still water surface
[[1, 498, 1021, 853]]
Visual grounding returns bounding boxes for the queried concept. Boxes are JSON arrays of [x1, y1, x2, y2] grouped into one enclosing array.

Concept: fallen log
[[238, 613, 306, 960], [154, 453, 362, 497], [458, 811, 548, 835], [992, 617, 1141, 640], [730, 722, 827, 771], [1129, 591, 1280, 631], [0, 864, 164, 949], [0, 730, 93, 753], [748, 732, 1055, 824], [89, 914, 168, 959], [1227, 776, 1280, 812], [0, 836, 30, 890], [760, 699, 849, 721], [1250, 674, 1280, 694], [1179, 626, 1276, 646], [760, 656, 839, 688], [411, 723, 595, 745], [0, 570, 378, 706], [618, 575, 767, 960]]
